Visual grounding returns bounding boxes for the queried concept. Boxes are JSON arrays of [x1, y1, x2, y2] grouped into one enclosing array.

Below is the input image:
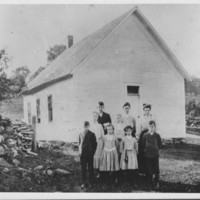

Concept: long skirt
[[99, 148, 119, 171], [120, 150, 138, 170], [138, 129, 148, 174], [93, 139, 103, 169]]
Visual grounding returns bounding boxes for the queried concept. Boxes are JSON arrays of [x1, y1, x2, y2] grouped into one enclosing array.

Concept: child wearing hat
[[142, 120, 162, 188], [120, 125, 138, 184], [99, 123, 119, 183], [79, 121, 97, 188]]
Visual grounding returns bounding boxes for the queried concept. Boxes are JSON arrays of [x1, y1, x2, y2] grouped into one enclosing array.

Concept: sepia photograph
[[0, 1, 200, 196]]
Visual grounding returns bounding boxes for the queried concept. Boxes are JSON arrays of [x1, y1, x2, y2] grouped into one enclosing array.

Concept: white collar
[[149, 131, 154, 135]]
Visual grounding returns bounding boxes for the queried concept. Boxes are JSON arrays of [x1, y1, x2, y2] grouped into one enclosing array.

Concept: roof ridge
[[26, 6, 136, 92]]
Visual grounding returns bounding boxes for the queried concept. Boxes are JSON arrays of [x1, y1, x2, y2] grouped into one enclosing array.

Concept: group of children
[[79, 101, 162, 189]]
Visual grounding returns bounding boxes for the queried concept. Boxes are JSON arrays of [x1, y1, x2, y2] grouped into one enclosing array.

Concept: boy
[[79, 121, 97, 188], [138, 104, 154, 174], [97, 101, 112, 135], [142, 120, 162, 188]]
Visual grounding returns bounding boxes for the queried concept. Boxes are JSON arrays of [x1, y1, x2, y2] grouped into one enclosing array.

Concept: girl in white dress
[[100, 124, 119, 183], [120, 125, 138, 184]]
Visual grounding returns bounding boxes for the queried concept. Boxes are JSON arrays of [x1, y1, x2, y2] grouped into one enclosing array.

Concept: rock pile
[[0, 117, 36, 168], [0, 117, 73, 176]]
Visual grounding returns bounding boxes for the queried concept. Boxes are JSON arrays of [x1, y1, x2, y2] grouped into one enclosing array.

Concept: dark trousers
[[121, 170, 138, 183], [145, 157, 159, 182], [80, 154, 94, 184]]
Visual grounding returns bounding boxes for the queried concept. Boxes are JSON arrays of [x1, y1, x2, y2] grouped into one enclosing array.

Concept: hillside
[[185, 78, 200, 97]]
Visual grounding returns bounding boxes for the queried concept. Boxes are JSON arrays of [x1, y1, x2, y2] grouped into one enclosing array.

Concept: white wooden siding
[[23, 13, 186, 141], [73, 13, 186, 138]]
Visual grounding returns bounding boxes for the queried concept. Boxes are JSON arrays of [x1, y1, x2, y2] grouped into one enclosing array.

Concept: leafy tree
[[0, 48, 12, 102], [10, 66, 30, 93], [0, 73, 11, 101], [47, 44, 66, 63], [14, 66, 30, 78], [0, 48, 12, 71], [28, 44, 66, 82], [185, 80, 197, 95]]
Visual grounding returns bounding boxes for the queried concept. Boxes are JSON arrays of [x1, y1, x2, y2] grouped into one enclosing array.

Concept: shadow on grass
[[84, 174, 200, 193]]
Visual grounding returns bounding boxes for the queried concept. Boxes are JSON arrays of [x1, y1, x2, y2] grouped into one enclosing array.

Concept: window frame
[[47, 95, 53, 122], [127, 85, 140, 96], [36, 98, 41, 123]]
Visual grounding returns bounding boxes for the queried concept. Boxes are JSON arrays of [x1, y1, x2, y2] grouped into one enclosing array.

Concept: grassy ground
[[0, 137, 200, 192]]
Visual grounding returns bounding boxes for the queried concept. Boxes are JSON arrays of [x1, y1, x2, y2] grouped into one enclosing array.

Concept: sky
[[0, 4, 200, 77]]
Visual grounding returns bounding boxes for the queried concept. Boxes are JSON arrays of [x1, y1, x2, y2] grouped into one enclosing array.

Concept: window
[[27, 102, 31, 124], [36, 99, 41, 123], [127, 86, 139, 96], [48, 95, 53, 122]]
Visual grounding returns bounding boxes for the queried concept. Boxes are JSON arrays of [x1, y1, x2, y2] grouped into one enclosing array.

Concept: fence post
[[32, 116, 37, 152]]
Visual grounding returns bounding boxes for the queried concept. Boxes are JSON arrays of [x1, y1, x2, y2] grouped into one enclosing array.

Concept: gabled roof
[[24, 8, 133, 95], [24, 6, 191, 95]]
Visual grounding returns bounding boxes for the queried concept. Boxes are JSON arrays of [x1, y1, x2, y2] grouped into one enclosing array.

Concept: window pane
[[127, 86, 139, 95], [36, 99, 41, 123], [48, 95, 53, 121]]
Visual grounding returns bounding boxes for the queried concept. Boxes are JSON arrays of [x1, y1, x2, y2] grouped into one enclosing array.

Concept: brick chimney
[[68, 35, 73, 48]]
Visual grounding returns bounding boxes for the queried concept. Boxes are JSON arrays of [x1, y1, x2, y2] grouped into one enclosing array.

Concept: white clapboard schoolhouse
[[23, 7, 191, 142]]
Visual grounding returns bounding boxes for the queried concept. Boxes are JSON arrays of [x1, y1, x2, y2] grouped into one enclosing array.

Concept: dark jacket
[[98, 112, 112, 133], [142, 132, 162, 158], [79, 130, 97, 157]]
